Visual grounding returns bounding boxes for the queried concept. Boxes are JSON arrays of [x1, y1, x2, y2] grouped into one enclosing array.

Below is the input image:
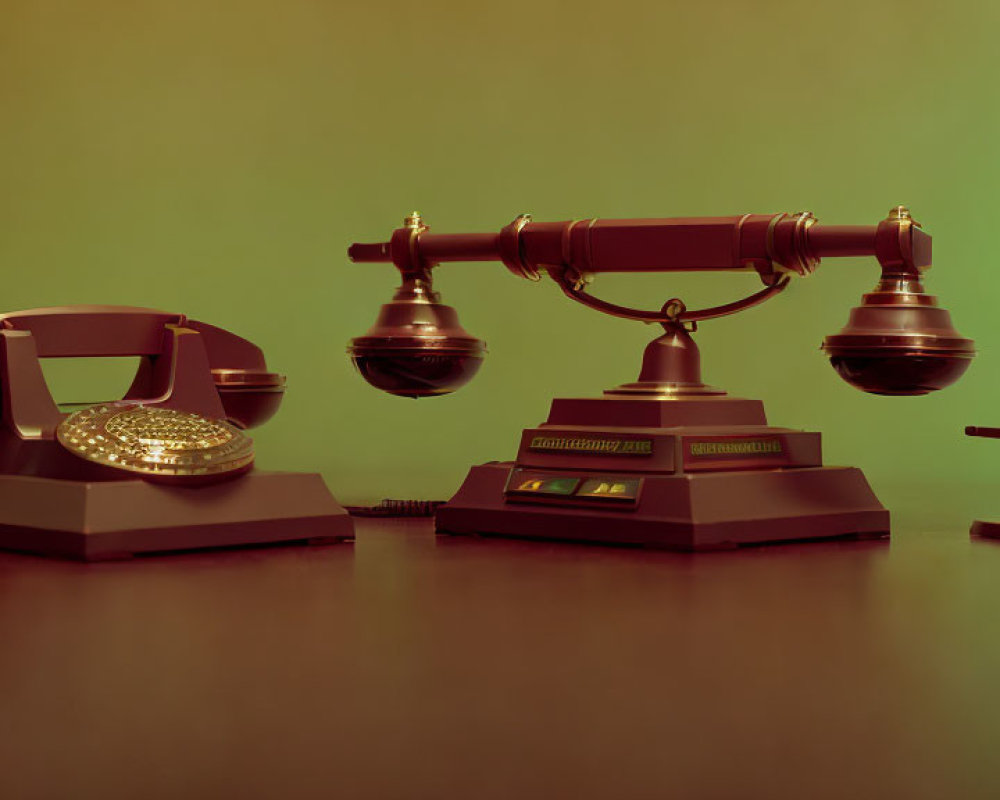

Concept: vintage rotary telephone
[[0, 306, 352, 560], [348, 207, 974, 549]]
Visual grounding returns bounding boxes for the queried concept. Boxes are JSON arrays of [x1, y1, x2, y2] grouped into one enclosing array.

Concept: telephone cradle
[[349, 207, 971, 549], [0, 305, 353, 560]]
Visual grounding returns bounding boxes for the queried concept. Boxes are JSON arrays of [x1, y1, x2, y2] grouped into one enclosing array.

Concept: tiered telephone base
[[0, 470, 354, 561], [436, 395, 889, 551], [438, 462, 887, 550]]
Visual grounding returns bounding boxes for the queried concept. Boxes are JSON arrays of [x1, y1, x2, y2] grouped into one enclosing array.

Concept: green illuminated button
[[510, 475, 580, 496]]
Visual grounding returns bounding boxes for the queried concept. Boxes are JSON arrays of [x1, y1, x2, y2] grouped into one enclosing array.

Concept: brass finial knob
[[887, 205, 921, 228], [404, 211, 424, 229]]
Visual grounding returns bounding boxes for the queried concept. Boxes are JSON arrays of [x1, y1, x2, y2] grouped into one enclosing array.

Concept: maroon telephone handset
[[348, 208, 974, 398], [0, 305, 285, 440]]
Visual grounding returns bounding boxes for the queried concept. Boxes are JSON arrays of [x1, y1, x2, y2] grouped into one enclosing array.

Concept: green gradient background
[[0, 0, 997, 523]]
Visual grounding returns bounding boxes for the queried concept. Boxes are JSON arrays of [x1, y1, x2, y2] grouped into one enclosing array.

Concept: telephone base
[[0, 470, 354, 561], [436, 462, 889, 551]]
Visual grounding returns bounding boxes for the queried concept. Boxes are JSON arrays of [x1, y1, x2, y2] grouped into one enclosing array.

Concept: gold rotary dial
[[57, 403, 254, 480]]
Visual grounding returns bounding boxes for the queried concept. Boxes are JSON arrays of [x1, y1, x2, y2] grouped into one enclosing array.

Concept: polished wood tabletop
[[2, 517, 999, 799]]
